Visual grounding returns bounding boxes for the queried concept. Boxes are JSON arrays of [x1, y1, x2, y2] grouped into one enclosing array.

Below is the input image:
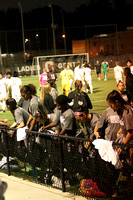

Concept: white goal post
[[31, 53, 89, 76]]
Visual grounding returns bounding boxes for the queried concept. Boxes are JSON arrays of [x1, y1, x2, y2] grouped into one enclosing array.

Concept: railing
[[0, 125, 132, 199]]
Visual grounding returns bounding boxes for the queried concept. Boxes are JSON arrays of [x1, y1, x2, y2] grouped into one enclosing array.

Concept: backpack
[[71, 91, 88, 112], [80, 179, 106, 197]]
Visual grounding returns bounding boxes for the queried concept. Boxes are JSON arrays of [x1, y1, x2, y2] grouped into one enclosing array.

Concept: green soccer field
[[0, 68, 119, 125]]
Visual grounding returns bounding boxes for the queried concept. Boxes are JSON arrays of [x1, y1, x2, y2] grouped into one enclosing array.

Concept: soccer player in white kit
[[83, 64, 93, 94], [6, 71, 22, 102], [74, 62, 85, 88], [0, 72, 7, 112], [73, 62, 81, 82], [114, 61, 123, 83], [11, 71, 22, 102]]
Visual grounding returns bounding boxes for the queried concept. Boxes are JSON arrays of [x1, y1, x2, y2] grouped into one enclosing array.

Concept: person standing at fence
[[124, 67, 133, 100], [74, 106, 101, 148], [60, 64, 72, 96], [95, 60, 101, 80], [39, 68, 47, 90], [6, 98, 30, 129], [0, 72, 7, 112], [106, 90, 133, 162], [94, 102, 121, 142], [101, 59, 109, 81], [20, 84, 47, 131], [11, 71, 22, 102], [114, 61, 123, 83], [126, 59, 133, 74], [83, 63, 93, 94], [40, 82, 55, 114], [117, 81, 129, 103], [48, 80, 58, 105], [56, 95, 76, 136]]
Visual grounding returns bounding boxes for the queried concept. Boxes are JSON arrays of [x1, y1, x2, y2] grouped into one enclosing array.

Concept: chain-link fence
[[0, 125, 132, 199]]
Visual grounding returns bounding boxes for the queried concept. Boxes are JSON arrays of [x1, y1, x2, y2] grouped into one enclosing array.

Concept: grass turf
[[0, 68, 118, 125]]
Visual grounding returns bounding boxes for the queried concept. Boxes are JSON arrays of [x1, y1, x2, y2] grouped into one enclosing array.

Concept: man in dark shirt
[[124, 67, 133, 99], [95, 60, 101, 80]]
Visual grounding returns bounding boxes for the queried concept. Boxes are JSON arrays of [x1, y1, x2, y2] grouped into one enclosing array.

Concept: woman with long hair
[[68, 80, 92, 112], [6, 98, 30, 129], [40, 82, 55, 114], [107, 90, 133, 161], [20, 84, 47, 131]]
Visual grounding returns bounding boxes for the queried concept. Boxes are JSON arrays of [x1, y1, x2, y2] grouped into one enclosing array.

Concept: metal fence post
[[5, 131, 11, 176], [58, 137, 66, 192]]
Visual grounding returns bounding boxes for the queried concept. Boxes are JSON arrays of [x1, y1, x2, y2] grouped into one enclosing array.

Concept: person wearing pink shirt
[[39, 68, 47, 89]]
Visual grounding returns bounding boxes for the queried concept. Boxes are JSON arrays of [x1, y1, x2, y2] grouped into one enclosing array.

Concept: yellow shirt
[[60, 69, 71, 85]]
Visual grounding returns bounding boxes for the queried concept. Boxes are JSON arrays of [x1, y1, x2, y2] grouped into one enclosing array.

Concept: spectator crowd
[[0, 59, 133, 198]]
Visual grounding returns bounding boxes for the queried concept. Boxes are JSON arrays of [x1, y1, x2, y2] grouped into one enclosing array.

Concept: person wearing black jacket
[[40, 82, 55, 114], [124, 67, 133, 99], [68, 80, 92, 112]]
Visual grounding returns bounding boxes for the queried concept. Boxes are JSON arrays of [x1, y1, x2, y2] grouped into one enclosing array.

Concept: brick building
[[72, 29, 133, 57]]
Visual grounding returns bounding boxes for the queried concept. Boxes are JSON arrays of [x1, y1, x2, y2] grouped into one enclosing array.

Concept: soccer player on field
[[67, 64, 74, 91], [60, 64, 72, 96], [101, 59, 109, 81], [39, 67, 47, 89], [11, 71, 22, 102], [114, 61, 123, 83], [0, 72, 7, 112], [83, 64, 93, 93], [5, 71, 13, 98]]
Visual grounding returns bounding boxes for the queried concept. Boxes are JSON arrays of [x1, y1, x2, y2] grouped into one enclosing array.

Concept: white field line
[[92, 99, 106, 103]]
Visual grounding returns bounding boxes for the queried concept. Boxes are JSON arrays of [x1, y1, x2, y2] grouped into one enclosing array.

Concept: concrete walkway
[[0, 172, 85, 200]]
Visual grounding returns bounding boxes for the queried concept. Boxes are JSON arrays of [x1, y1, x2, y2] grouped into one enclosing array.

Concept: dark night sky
[[0, 0, 90, 12]]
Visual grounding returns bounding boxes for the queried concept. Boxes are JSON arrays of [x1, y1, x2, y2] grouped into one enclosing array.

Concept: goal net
[[31, 53, 89, 76]]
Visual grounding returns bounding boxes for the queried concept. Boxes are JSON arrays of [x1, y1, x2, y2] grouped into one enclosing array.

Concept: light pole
[[18, 2, 26, 63], [61, 10, 67, 54], [49, 4, 56, 55]]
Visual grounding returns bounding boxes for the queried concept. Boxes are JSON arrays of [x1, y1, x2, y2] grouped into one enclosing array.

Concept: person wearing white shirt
[[114, 61, 123, 83], [67, 64, 74, 91], [74, 62, 82, 82], [83, 64, 93, 94], [11, 71, 22, 102], [0, 73, 7, 112]]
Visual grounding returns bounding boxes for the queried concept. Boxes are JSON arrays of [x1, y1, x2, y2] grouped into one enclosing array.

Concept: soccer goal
[[31, 53, 89, 76]]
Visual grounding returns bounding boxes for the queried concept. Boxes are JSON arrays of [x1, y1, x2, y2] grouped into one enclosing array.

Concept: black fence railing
[[0, 125, 133, 199]]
